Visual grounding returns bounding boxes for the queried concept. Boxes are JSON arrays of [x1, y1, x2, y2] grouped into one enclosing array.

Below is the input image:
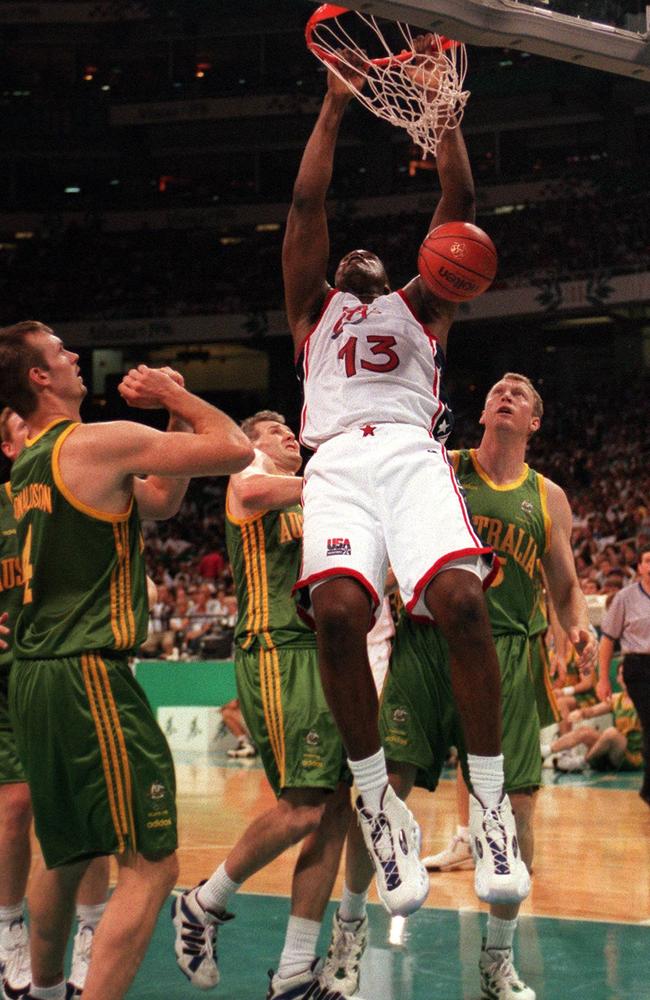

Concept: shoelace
[[329, 923, 363, 966], [482, 810, 511, 875], [486, 949, 524, 986]]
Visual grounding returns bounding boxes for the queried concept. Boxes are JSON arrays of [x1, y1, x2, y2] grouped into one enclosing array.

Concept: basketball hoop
[[305, 4, 470, 157]]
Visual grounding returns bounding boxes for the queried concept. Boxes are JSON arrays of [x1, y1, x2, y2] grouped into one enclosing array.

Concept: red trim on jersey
[[298, 334, 311, 446], [397, 288, 439, 345], [292, 567, 381, 626], [297, 288, 339, 447], [405, 546, 495, 615], [440, 445, 485, 548], [294, 288, 339, 364]]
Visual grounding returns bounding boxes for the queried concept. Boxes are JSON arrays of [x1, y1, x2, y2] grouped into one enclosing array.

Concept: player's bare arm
[[402, 45, 475, 345], [56, 367, 253, 518], [283, 59, 365, 352], [229, 449, 303, 520], [541, 478, 598, 671], [131, 367, 196, 519], [597, 635, 615, 700]]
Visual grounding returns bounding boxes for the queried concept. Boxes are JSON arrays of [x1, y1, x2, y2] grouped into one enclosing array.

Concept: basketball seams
[[419, 248, 495, 282]]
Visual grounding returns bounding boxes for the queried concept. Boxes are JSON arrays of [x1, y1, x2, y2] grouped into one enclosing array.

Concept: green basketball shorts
[[10, 651, 177, 868], [0, 664, 26, 785], [380, 618, 544, 794], [235, 644, 348, 797], [529, 632, 560, 729]]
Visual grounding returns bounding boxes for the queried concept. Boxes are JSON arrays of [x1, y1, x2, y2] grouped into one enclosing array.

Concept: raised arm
[[541, 479, 598, 673], [57, 367, 254, 519], [131, 367, 195, 520], [402, 41, 476, 339], [282, 64, 364, 353]]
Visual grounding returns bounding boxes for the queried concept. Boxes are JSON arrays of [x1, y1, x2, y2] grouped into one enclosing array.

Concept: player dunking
[[283, 46, 529, 912], [0, 321, 252, 1000], [172, 411, 355, 1000]]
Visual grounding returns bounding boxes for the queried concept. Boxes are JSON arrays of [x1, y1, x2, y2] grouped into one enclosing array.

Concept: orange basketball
[[417, 222, 497, 302]]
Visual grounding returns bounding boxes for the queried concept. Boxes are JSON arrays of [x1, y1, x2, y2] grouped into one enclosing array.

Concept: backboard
[[320, 0, 650, 81]]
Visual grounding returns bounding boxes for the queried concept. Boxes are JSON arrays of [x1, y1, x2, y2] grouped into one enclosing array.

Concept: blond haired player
[[338, 374, 597, 1000]]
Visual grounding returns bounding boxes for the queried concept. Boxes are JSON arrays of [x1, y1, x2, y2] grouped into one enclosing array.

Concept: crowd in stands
[[1, 173, 648, 323], [139, 376, 650, 663]]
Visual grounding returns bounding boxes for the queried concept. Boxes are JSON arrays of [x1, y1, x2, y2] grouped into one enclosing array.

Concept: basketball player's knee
[[279, 796, 327, 841], [437, 586, 486, 636], [316, 601, 364, 647], [152, 850, 179, 894], [0, 782, 32, 838]]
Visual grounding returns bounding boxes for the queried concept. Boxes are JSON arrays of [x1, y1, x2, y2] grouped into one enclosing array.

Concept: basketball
[[417, 222, 498, 302]]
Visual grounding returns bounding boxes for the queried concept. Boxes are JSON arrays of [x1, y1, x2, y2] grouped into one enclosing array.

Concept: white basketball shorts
[[294, 423, 495, 625]]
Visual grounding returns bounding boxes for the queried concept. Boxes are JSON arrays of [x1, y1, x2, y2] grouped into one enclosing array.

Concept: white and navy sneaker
[[1, 917, 31, 999], [356, 785, 429, 917], [469, 794, 530, 905], [320, 910, 368, 996], [423, 834, 474, 872], [171, 882, 234, 989], [267, 959, 366, 1000], [479, 940, 536, 999]]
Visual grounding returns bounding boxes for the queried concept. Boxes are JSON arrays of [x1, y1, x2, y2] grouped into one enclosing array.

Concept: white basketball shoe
[[469, 794, 531, 905], [356, 785, 429, 917]]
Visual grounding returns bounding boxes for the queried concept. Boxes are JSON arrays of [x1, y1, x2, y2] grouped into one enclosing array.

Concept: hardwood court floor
[[112, 756, 649, 998]]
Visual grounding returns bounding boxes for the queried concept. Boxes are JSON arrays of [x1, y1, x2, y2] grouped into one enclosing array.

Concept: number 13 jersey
[[297, 289, 452, 451]]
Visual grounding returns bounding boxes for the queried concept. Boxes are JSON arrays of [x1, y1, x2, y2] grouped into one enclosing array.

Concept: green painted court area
[[127, 892, 648, 1000]]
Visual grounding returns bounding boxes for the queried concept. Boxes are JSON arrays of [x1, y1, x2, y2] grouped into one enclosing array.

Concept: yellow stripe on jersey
[[95, 653, 137, 852], [52, 422, 133, 523], [81, 653, 126, 853], [121, 522, 136, 647], [537, 473, 552, 554], [111, 524, 126, 649], [254, 519, 270, 637], [240, 523, 259, 648], [246, 522, 264, 637], [469, 449, 530, 492]]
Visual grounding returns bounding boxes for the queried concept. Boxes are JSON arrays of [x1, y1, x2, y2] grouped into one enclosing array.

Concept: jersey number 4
[[337, 335, 399, 378]]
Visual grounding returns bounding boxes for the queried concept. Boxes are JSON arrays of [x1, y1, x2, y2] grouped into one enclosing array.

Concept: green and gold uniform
[[381, 448, 555, 794], [0, 482, 25, 784], [226, 488, 346, 795], [9, 419, 176, 867], [611, 692, 643, 770]]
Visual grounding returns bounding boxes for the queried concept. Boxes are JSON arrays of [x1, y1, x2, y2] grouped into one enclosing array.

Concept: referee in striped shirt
[[598, 544, 650, 806]]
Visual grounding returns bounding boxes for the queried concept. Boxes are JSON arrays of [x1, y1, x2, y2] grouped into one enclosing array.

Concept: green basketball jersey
[[452, 449, 551, 637], [611, 691, 643, 756], [225, 489, 315, 651], [0, 482, 23, 671], [10, 419, 148, 658]]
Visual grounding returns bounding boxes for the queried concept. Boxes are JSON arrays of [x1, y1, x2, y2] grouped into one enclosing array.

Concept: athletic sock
[[197, 862, 241, 914], [348, 748, 388, 813], [76, 901, 106, 930], [276, 915, 321, 980], [456, 824, 470, 841], [0, 901, 24, 928], [339, 885, 368, 923], [467, 753, 504, 809], [30, 983, 66, 1000], [486, 914, 517, 951]]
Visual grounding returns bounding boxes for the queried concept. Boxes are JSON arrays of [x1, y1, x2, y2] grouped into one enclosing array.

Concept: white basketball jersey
[[298, 289, 452, 450]]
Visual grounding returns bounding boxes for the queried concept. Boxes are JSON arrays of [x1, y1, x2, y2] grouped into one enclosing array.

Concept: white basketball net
[[306, 5, 470, 157]]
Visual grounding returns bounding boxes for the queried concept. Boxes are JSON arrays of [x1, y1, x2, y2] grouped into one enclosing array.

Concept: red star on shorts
[[361, 424, 376, 437]]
